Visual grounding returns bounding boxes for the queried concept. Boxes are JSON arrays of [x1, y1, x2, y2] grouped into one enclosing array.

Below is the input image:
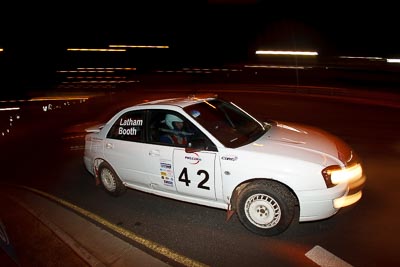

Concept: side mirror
[[185, 139, 206, 153]]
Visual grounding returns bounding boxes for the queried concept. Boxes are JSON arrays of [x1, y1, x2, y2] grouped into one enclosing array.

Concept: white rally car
[[84, 94, 366, 236]]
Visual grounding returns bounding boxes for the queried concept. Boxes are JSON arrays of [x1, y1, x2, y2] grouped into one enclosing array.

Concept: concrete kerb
[[2, 186, 172, 267]]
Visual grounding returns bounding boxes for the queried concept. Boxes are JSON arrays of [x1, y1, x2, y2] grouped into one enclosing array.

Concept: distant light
[[387, 58, 400, 63], [66, 76, 127, 79], [58, 70, 115, 73], [67, 48, 126, 52], [76, 67, 136, 70], [244, 65, 307, 69], [256, 50, 318, 56], [0, 100, 29, 103], [0, 48, 3, 52], [0, 107, 20, 111], [57, 67, 136, 73], [62, 80, 139, 84], [30, 96, 89, 101], [109, 45, 169, 49], [340, 56, 384, 60]]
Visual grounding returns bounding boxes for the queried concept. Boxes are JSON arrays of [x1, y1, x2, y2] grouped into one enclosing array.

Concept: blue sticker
[[190, 110, 200, 118]]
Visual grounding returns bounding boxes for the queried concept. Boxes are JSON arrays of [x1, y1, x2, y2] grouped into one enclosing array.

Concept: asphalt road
[[1, 87, 399, 266]]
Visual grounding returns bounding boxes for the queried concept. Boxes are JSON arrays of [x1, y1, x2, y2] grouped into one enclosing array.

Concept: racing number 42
[[178, 167, 210, 190]]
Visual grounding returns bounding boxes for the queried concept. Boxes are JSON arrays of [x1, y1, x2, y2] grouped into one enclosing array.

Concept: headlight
[[322, 163, 363, 188]]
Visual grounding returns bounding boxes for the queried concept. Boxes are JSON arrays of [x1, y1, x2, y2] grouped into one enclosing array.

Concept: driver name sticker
[[118, 118, 143, 135], [118, 127, 138, 135], [119, 118, 143, 126]]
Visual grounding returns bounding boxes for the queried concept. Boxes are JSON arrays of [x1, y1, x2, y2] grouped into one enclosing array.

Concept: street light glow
[[109, 45, 169, 49], [256, 50, 318, 56], [387, 58, 400, 63], [67, 48, 126, 52]]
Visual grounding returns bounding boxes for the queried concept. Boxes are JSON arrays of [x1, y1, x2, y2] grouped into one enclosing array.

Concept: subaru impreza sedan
[[84, 94, 366, 236]]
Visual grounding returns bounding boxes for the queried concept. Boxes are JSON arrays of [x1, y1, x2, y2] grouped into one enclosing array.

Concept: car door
[[103, 109, 150, 187], [145, 142, 176, 192], [173, 149, 217, 200], [145, 110, 217, 200]]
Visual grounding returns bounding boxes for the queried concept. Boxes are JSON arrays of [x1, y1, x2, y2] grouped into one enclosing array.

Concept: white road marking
[[305, 245, 353, 267]]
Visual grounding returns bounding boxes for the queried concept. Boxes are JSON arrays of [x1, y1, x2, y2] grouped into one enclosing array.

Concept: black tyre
[[98, 162, 126, 196], [236, 180, 296, 236]]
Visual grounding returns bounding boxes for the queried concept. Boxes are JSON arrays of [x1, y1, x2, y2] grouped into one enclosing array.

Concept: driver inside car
[[160, 114, 189, 145]]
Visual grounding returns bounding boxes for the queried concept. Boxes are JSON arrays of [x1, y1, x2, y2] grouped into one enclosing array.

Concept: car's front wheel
[[98, 162, 126, 196], [236, 180, 297, 236]]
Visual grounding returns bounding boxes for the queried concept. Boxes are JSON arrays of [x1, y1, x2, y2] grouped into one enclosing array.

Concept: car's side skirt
[[124, 182, 229, 210]]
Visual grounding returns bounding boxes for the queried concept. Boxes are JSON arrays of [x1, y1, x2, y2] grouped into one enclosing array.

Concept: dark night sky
[[3, 1, 399, 56], [0, 1, 399, 97]]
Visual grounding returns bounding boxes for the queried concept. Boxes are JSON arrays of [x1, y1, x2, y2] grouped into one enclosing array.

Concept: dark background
[[1, 1, 399, 98]]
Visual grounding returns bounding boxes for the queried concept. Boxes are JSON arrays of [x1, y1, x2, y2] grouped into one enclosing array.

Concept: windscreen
[[184, 99, 267, 148]]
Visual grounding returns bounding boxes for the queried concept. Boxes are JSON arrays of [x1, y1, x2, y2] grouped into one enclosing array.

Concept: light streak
[[387, 58, 400, 63], [256, 50, 318, 56], [0, 107, 20, 111], [109, 44, 169, 49], [67, 48, 126, 52]]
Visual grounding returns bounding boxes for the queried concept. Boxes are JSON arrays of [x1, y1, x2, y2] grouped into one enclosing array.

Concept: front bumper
[[333, 174, 366, 209], [297, 174, 366, 222]]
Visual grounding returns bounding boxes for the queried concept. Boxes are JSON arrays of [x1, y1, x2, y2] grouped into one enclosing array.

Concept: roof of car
[[138, 94, 218, 108]]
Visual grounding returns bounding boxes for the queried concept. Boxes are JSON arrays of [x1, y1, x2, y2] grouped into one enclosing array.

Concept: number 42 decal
[[178, 167, 210, 190]]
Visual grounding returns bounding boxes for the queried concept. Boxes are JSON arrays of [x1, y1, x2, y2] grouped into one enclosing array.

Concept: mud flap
[[94, 166, 101, 186], [226, 205, 236, 221], [95, 177, 101, 186]]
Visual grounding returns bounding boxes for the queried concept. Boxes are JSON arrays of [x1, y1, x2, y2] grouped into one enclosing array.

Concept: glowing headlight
[[322, 163, 363, 188], [331, 164, 362, 184]]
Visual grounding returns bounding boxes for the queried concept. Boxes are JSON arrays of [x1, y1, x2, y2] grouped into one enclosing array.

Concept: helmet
[[165, 114, 183, 129]]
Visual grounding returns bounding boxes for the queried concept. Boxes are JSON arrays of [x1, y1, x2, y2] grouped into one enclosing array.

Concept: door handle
[[149, 150, 160, 156], [105, 143, 114, 149]]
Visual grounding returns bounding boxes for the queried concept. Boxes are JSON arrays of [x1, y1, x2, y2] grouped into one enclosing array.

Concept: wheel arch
[[230, 178, 299, 211], [96, 159, 127, 196]]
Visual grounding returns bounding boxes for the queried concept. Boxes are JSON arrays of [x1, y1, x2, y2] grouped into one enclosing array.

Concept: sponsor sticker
[[185, 152, 201, 164], [160, 159, 174, 186], [164, 180, 174, 186], [221, 155, 238, 161], [160, 161, 172, 169], [190, 110, 201, 118]]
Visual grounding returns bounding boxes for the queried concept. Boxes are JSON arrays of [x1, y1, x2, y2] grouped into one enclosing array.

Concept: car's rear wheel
[[236, 180, 296, 236], [98, 162, 126, 196]]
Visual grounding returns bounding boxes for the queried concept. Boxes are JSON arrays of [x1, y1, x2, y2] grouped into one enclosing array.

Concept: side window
[[148, 110, 170, 144], [107, 110, 145, 142], [148, 110, 188, 146], [148, 110, 217, 151]]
